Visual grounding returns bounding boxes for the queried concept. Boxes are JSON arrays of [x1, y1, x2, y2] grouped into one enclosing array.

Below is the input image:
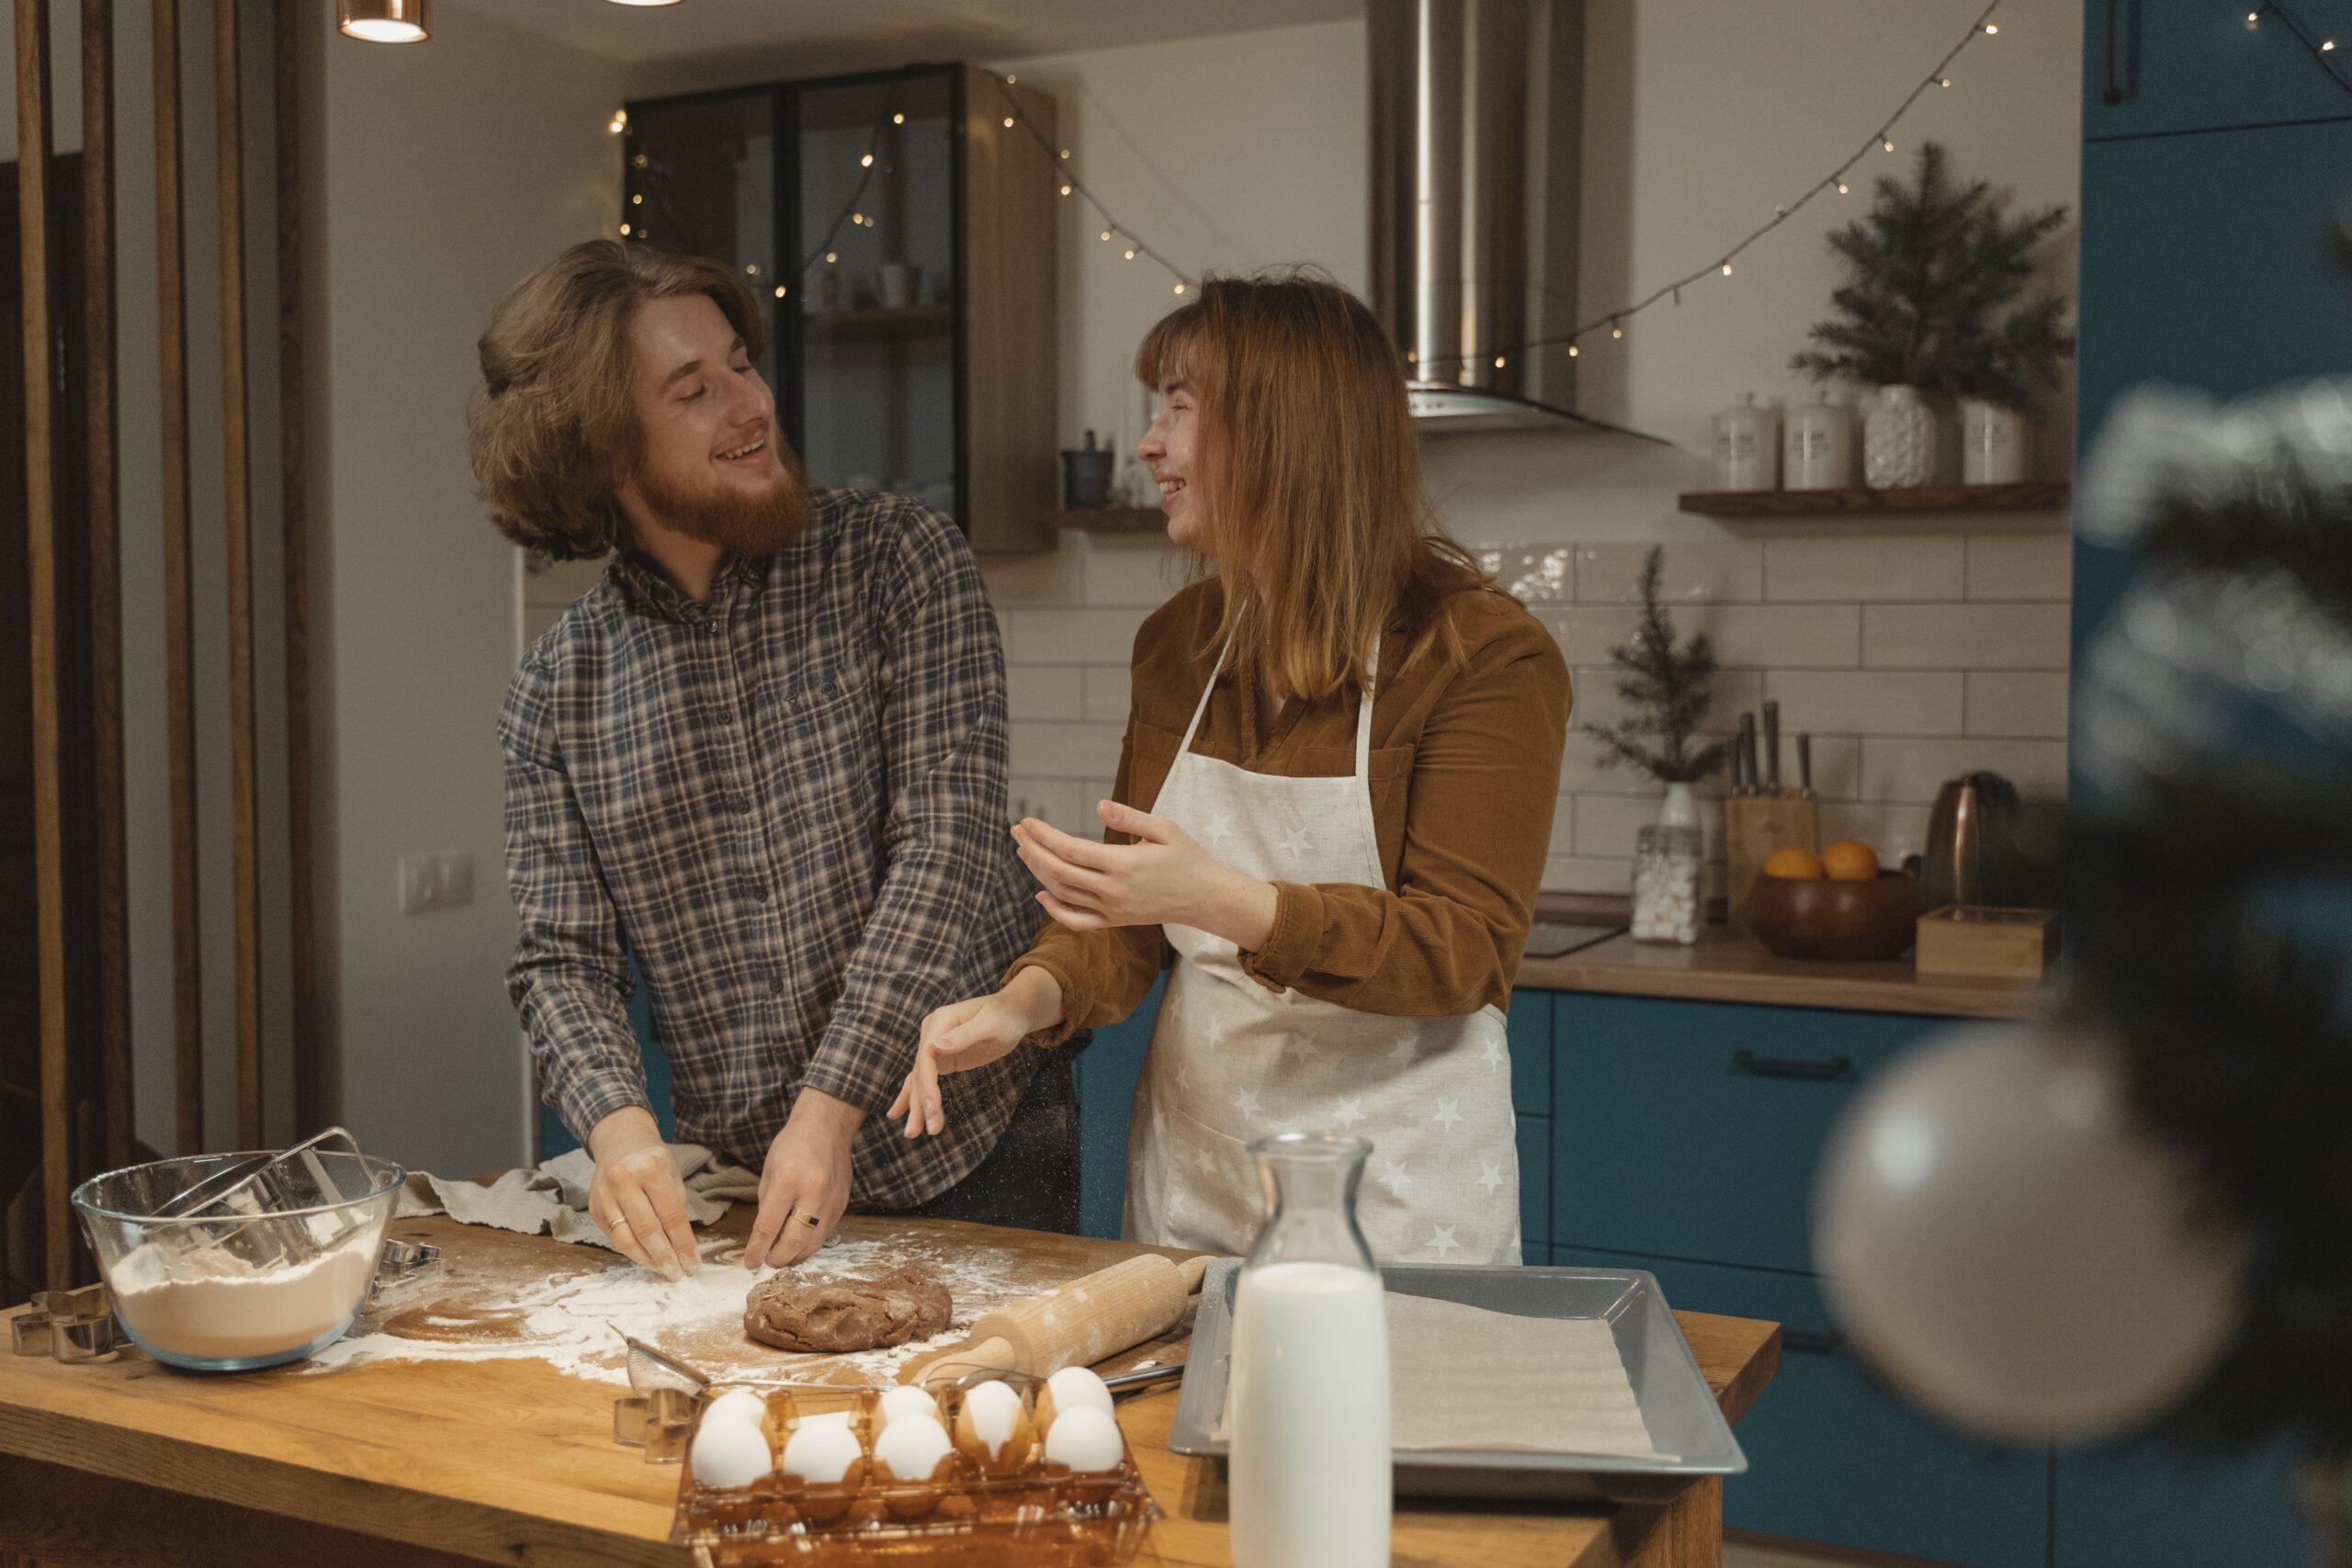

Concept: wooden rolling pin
[[898, 1252, 1213, 1388]]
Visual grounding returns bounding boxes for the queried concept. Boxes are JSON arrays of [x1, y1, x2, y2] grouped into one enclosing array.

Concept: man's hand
[[744, 1088, 862, 1269], [586, 1107, 699, 1280], [1013, 801, 1278, 951], [888, 966, 1063, 1140]]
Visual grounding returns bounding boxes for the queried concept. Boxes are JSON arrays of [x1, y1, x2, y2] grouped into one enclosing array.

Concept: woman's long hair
[[1135, 269, 1483, 701]]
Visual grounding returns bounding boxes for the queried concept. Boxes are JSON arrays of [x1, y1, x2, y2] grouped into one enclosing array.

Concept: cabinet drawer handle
[[1782, 1328, 1847, 1356], [1731, 1048, 1853, 1082]]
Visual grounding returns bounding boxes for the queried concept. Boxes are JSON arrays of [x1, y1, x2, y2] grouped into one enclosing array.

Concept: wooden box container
[[1724, 795, 1819, 931], [1914, 906, 2061, 981]]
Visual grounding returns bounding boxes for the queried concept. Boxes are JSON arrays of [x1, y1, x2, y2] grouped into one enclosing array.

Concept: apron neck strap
[[1173, 626, 1385, 772]]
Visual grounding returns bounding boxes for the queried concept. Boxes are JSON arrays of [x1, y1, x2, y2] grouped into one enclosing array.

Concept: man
[[470, 240, 1072, 1277]]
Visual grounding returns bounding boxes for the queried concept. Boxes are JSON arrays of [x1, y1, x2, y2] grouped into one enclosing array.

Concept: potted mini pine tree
[[1792, 141, 2074, 488]]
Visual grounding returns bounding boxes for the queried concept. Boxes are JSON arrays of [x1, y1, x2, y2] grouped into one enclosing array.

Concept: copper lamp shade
[[337, 0, 431, 44]]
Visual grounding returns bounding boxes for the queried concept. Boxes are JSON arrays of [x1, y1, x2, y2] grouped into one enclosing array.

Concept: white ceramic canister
[[1712, 393, 1781, 492], [1784, 394, 1855, 491], [1864, 385, 1938, 490], [1961, 399, 2030, 484]]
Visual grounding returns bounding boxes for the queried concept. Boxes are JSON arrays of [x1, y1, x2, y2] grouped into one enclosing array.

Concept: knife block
[[1724, 794, 1819, 931]]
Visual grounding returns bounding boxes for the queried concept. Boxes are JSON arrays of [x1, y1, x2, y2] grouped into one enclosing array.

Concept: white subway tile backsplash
[[1761, 671, 1965, 738], [1008, 720, 1126, 779], [1862, 603, 2070, 670], [1082, 666, 1133, 724], [989, 520, 2069, 906], [1704, 604, 1863, 669], [978, 543, 1085, 607], [1085, 536, 1191, 606], [1001, 607, 1156, 665], [1858, 737, 2068, 805], [1966, 533, 2073, 600], [1575, 541, 1763, 604], [1966, 671, 2070, 738], [1763, 535, 1964, 603], [1007, 666, 1085, 721]]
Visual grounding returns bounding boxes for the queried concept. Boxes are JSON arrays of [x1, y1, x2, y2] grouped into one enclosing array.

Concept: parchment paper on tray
[[1214, 1291, 1673, 1461]]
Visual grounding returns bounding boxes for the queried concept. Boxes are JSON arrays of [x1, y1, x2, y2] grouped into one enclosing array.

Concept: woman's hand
[[1014, 801, 1278, 948], [888, 967, 1063, 1140], [585, 1107, 699, 1280]]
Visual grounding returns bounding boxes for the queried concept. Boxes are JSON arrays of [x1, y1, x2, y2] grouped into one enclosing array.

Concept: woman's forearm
[[1007, 964, 1068, 1035], [1189, 865, 1282, 953]]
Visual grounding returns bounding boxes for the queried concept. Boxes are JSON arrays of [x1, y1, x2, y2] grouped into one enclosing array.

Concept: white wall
[[978, 0, 2081, 891], [310, 6, 625, 1173]]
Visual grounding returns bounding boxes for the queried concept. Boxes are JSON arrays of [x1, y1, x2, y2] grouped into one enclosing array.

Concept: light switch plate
[[398, 852, 475, 914]]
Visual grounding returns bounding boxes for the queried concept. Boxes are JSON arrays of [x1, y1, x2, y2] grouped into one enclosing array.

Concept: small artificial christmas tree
[[1579, 547, 1726, 785], [1792, 141, 2075, 412]]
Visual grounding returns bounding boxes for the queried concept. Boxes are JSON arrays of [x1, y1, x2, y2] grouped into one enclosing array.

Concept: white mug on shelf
[[1961, 399, 2030, 484], [876, 263, 922, 310]]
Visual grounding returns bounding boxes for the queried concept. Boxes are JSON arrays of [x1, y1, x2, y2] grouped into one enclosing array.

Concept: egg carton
[[662, 1378, 1162, 1565]]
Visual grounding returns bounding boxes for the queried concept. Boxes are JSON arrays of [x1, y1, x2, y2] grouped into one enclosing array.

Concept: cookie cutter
[[366, 1238, 445, 1307], [613, 1386, 698, 1464], [10, 1282, 118, 1364]]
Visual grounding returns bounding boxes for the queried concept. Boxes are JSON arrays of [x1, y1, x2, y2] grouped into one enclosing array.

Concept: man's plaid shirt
[[497, 490, 1043, 1210]]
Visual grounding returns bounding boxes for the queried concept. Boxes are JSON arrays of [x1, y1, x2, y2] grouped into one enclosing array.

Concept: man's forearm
[[787, 1084, 865, 1142]]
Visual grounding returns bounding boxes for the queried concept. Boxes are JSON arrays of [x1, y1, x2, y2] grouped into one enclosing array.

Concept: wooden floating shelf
[[1677, 481, 2070, 518], [801, 303, 954, 343], [1051, 506, 1167, 534]]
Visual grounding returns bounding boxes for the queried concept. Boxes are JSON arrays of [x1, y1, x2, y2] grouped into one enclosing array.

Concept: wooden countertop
[[0, 1206, 1779, 1568], [1518, 928, 2056, 1021]]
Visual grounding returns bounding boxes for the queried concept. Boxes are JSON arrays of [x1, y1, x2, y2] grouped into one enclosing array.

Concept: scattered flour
[[303, 1234, 1034, 1388]]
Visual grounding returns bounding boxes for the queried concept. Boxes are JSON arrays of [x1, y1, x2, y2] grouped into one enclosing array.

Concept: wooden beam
[[275, 0, 321, 1138], [216, 0, 263, 1150], [17, 0, 73, 1290], [153, 0, 204, 1156], [83, 0, 132, 1171]]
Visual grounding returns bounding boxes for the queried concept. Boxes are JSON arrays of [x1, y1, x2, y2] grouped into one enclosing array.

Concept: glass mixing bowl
[[71, 1147, 405, 1371]]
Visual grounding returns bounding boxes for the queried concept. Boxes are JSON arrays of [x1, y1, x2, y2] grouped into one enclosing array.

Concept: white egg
[[780, 1418, 865, 1485], [1039, 1366, 1114, 1432], [872, 1412, 955, 1483], [952, 1378, 1033, 1472], [1042, 1404, 1125, 1473], [876, 1384, 942, 1430], [690, 1416, 773, 1490], [702, 1387, 769, 1430]]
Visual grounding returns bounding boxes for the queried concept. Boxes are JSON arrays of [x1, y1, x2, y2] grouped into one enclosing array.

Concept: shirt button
[[768, 974, 786, 997], [821, 678, 839, 698], [738, 876, 770, 903], [729, 795, 753, 816]]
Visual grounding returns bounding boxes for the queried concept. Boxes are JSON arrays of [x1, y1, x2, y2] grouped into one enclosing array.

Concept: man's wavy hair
[[468, 240, 766, 561]]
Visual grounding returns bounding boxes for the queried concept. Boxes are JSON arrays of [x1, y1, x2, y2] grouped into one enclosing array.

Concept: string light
[[1611, 322, 1623, 339], [2327, 38, 2339, 50], [1837, 181, 1850, 194], [1002, 116, 1015, 128], [619, 222, 631, 236], [2245, 2, 2352, 96], [1984, 21, 1998, 33], [1494, 355, 1507, 368], [892, 112, 905, 124], [745, 263, 760, 276], [1721, 262, 1734, 276], [630, 193, 642, 205], [824, 251, 837, 264], [773, 285, 786, 299], [1173, 282, 1186, 295], [1883, 137, 1896, 151], [861, 153, 875, 167], [1101, 229, 1113, 242], [1124, 248, 1136, 261], [607, 111, 628, 135], [1566, 344, 1579, 357], [1059, 183, 1073, 196], [1939, 75, 1952, 86]]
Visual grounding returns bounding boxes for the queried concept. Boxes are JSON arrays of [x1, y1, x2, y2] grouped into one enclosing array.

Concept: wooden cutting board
[[0, 1205, 1779, 1568]]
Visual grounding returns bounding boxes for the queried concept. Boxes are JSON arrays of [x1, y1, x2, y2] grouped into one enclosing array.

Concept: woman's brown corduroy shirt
[[1006, 576, 1570, 1043]]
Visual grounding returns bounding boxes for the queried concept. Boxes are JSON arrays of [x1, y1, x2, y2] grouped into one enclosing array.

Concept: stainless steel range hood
[[1371, 0, 1645, 437]]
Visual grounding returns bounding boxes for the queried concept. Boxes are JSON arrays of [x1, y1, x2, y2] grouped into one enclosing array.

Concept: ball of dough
[[744, 1270, 951, 1352]]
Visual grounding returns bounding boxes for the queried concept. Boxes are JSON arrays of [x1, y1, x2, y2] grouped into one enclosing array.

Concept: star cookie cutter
[[613, 1386, 697, 1464], [9, 1282, 118, 1364]]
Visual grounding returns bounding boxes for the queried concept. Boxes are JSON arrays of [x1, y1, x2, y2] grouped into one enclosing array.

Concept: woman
[[887, 272, 1568, 1265]]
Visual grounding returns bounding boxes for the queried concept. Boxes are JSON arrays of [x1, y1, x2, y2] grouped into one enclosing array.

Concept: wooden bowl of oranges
[[1747, 840, 1923, 962]]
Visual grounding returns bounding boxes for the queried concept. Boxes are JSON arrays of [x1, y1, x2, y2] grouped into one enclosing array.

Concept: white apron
[[1122, 636, 1521, 1266]]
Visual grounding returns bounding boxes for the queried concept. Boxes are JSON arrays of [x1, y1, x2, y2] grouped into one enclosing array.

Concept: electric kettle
[[1919, 772, 2020, 909]]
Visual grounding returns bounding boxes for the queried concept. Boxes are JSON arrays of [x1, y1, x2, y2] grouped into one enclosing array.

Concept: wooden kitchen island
[[0, 1206, 1778, 1568]]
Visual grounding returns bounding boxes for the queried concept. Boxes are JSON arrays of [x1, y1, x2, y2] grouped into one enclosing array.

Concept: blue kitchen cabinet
[[1076, 975, 1165, 1239], [1549, 993, 1951, 1275], [2053, 1441, 2315, 1568], [1556, 1244, 2050, 1568], [2080, 0, 2352, 142]]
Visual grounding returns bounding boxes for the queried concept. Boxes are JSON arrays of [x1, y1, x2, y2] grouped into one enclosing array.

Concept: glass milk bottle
[[1228, 1132, 1391, 1568]]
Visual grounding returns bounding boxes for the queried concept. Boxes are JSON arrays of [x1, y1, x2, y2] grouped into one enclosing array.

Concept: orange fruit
[[1821, 840, 1880, 881], [1763, 847, 1826, 881]]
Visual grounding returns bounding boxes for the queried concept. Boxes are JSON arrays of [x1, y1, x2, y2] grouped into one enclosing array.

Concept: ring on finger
[[800, 1213, 823, 1229]]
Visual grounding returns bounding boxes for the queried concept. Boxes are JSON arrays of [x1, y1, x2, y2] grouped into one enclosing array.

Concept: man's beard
[[634, 431, 815, 557]]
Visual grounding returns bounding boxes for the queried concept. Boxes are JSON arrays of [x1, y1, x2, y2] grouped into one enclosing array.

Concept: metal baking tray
[[1169, 1260, 1747, 1504]]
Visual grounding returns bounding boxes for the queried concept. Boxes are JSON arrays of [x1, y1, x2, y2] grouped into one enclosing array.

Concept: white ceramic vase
[[1864, 385, 1938, 490], [1961, 399, 2030, 484], [1658, 781, 1700, 830]]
